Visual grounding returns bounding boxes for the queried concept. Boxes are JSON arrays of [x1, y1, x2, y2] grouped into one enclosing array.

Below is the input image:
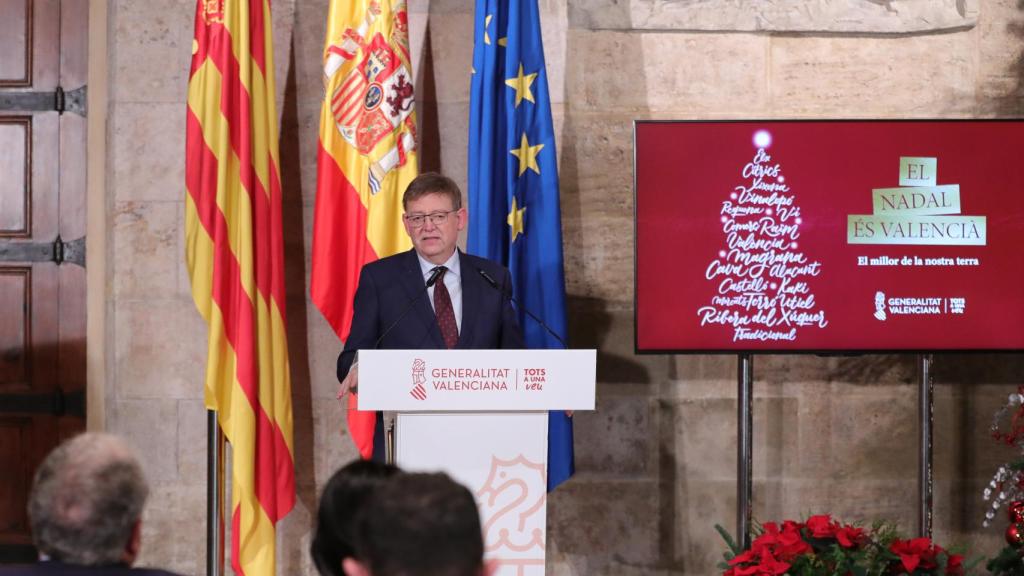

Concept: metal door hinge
[[0, 85, 87, 116], [0, 235, 86, 267], [0, 388, 85, 418]]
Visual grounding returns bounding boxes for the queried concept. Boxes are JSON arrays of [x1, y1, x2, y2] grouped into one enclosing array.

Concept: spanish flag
[[311, 0, 419, 457], [185, 0, 295, 574]]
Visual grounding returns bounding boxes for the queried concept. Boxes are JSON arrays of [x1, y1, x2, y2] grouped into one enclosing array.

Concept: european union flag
[[467, 0, 574, 491]]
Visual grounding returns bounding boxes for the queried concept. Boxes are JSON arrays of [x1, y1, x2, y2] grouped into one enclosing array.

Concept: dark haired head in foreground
[[311, 460, 401, 576], [343, 472, 491, 576]]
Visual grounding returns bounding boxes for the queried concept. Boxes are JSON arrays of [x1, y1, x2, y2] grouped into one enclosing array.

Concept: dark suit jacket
[[337, 249, 524, 381], [0, 562, 184, 576]]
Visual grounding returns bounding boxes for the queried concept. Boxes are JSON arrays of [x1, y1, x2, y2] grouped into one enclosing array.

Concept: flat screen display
[[634, 120, 1024, 352]]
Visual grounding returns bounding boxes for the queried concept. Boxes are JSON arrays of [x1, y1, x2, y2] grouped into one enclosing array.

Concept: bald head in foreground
[[0, 433, 184, 576]]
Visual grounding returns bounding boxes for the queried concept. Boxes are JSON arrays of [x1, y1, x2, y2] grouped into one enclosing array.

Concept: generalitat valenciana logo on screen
[[872, 293, 966, 321]]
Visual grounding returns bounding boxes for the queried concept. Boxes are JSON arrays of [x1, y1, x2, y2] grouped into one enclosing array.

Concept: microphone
[[372, 266, 445, 350], [476, 268, 568, 349]]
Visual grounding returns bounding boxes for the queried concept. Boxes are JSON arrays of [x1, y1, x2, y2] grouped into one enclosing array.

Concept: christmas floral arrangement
[[717, 515, 968, 575], [982, 387, 1024, 575], [983, 388, 1024, 528]]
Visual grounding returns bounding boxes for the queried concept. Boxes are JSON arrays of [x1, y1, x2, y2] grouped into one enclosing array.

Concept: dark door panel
[[0, 0, 86, 562]]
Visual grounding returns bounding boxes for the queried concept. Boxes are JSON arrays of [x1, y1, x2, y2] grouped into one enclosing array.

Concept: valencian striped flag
[[312, 0, 418, 458], [185, 0, 295, 574], [467, 0, 574, 491]]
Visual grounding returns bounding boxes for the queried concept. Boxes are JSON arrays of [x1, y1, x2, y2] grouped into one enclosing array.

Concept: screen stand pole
[[207, 410, 224, 576], [918, 354, 934, 538], [737, 353, 754, 550]]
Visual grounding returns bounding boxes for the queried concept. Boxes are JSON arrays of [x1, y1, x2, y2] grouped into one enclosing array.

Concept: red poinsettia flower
[[727, 548, 758, 567], [726, 546, 794, 576], [781, 520, 804, 533], [774, 528, 812, 561], [834, 525, 865, 549], [755, 547, 792, 575], [748, 532, 777, 556], [752, 523, 781, 547], [750, 526, 781, 553], [805, 514, 838, 539], [745, 521, 811, 562], [890, 537, 940, 573], [734, 548, 791, 576]]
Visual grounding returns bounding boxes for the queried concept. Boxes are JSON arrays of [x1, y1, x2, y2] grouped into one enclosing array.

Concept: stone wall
[[100, 0, 1024, 574]]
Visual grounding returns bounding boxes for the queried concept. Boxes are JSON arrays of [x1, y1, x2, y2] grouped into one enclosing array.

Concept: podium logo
[[874, 291, 887, 321], [409, 358, 427, 401]]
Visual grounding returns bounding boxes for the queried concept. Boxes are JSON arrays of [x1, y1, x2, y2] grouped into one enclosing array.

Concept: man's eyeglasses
[[404, 210, 457, 228]]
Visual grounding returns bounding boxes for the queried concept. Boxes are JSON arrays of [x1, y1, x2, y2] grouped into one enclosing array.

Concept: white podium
[[359, 349, 596, 576]]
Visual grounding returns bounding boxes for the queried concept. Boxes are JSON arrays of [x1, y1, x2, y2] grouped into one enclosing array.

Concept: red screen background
[[635, 120, 1024, 352]]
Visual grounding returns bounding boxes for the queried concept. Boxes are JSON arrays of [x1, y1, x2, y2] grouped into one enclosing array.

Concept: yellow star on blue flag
[[507, 196, 525, 241], [505, 64, 537, 107], [510, 133, 544, 176]]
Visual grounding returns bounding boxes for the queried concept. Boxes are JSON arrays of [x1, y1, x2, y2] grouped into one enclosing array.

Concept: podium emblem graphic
[[409, 358, 426, 400], [477, 455, 546, 573]]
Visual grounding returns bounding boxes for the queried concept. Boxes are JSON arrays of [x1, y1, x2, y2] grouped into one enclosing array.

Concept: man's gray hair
[[28, 432, 149, 565]]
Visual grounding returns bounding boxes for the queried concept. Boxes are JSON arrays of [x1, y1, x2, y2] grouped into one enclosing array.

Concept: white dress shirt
[[417, 249, 463, 333]]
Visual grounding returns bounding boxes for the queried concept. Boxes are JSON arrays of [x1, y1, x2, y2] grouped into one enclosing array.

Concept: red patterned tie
[[433, 266, 458, 348]]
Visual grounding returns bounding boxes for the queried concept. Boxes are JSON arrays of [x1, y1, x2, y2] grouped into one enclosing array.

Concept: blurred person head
[[28, 432, 149, 566], [343, 472, 492, 576], [311, 460, 401, 576]]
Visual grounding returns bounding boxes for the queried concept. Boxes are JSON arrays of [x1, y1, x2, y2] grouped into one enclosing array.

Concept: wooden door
[[0, 0, 87, 563]]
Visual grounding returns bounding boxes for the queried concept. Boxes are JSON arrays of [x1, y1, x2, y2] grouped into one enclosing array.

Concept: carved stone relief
[[569, 0, 979, 33]]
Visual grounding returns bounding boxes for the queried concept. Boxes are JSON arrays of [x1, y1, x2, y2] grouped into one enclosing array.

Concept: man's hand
[[338, 367, 359, 401]]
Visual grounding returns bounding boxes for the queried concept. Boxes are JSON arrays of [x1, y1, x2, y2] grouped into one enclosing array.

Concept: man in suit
[[337, 173, 524, 458], [0, 433, 184, 575]]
